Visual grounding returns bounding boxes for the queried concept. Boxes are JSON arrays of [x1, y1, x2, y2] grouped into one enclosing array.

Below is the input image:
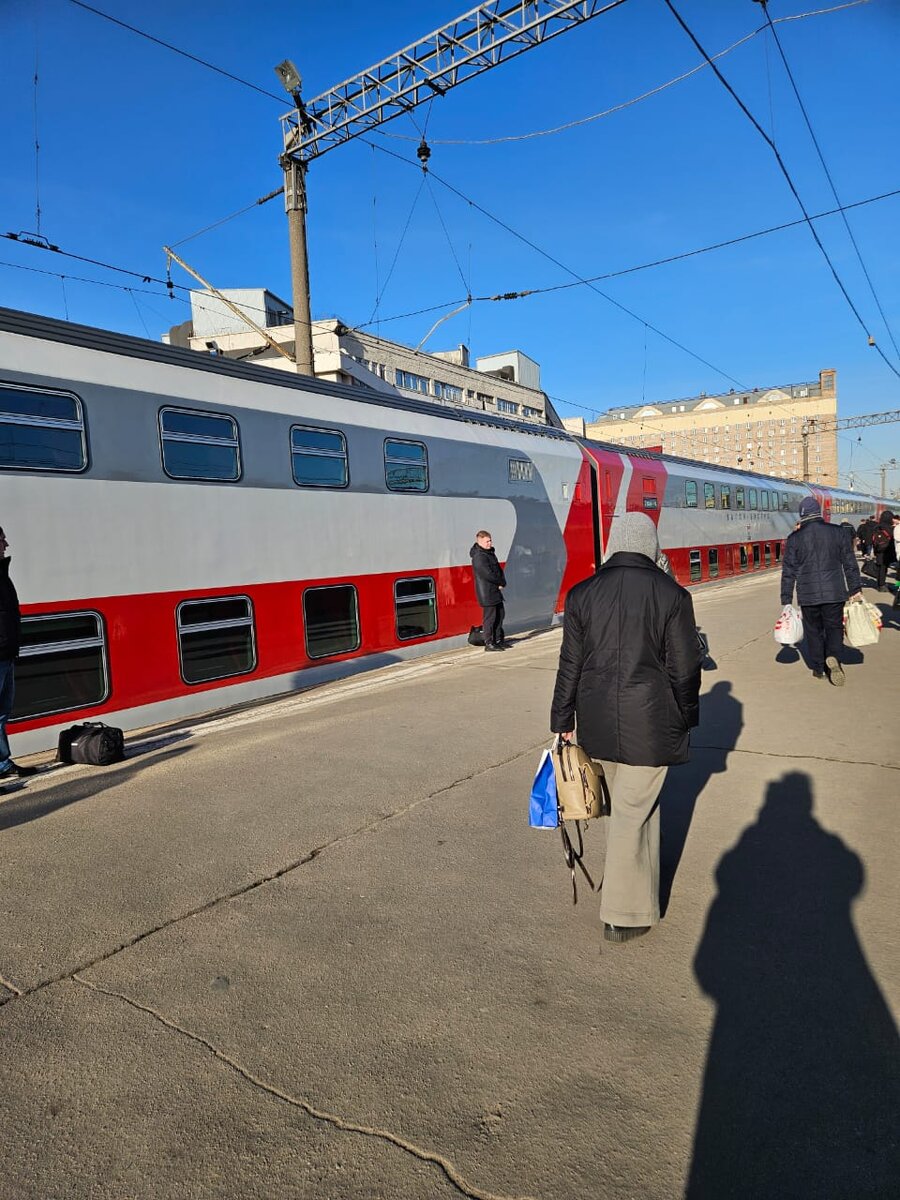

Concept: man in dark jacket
[[0, 527, 37, 780], [550, 512, 702, 943], [780, 497, 863, 685], [470, 530, 507, 652], [871, 509, 897, 592]]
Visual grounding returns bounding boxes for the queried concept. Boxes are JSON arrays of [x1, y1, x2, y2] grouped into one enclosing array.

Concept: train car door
[[724, 546, 734, 575]]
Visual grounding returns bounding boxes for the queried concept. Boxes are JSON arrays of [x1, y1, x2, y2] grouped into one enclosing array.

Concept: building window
[[521, 405, 543, 419], [476, 393, 493, 408], [303, 585, 360, 659], [689, 549, 702, 582], [708, 547, 719, 578], [384, 438, 428, 492], [290, 425, 348, 488], [496, 399, 519, 416], [395, 576, 437, 640], [642, 476, 658, 510], [508, 458, 534, 483], [685, 480, 698, 508], [434, 381, 463, 403], [159, 407, 241, 481], [749, 488, 758, 510], [177, 597, 256, 684], [704, 482, 716, 509], [12, 611, 108, 720], [395, 369, 429, 394], [0, 383, 87, 472], [721, 485, 731, 510]]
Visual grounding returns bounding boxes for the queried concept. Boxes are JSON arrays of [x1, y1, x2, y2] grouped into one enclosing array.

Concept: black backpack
[[57, 722, 125, 766], [871, 526, 892, 552]]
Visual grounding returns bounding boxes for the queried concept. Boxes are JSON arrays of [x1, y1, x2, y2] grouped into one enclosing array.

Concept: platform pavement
[[0, 573, 897, 1200]]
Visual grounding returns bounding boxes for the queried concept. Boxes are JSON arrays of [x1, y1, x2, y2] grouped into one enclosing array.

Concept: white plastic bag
[[774, 604, 803, 645], [844, 601, 879, 648]]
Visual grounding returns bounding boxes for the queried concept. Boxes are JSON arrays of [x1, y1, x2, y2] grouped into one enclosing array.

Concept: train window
[[0, 383, 86, 472], [303, 585, 360, 659], [12, 612, 108, 720], [384, 439, 428, 492], [781, 493, 790, 510], [765, 543, 772, 566], [642, 476, 658, 510], [749, 488, 758, 509], [685, 480, 698, 508], [291, 425, 348, 488], [739, 545, 748, 571], [753, 544, 761, 567], [689, 550, 702, 582], [775, 542, 782, 561], [708, 547, 719, 578], [177, 596, 256, 684], [771, 491, 779, 510], [704, 483, 716, 509], [761, 490, 769, 510], [721, 485, 731, 510], [395, 577, 437, 641], [736, 487, 745, 510], [159, 408, 241, 481]]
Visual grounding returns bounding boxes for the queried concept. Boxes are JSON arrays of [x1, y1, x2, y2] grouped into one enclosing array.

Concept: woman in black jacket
[[872, 510, 897, 592], [551, 512, 702, 942]]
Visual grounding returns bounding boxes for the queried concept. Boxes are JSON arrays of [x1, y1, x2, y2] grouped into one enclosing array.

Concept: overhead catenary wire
[[661, 0, 900, 384], [759, 0, 900, 367]]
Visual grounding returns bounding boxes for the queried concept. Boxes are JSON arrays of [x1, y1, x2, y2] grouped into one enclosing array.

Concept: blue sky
[[3, 0, 899, 495]]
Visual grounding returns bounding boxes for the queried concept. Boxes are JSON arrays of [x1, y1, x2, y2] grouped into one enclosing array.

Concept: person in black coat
[[780, 497, 863, 685], [871, 509, 897, 592], [550, 512, 702, 943], [0, 527, 37, 780], [470, 530, 507, 652]]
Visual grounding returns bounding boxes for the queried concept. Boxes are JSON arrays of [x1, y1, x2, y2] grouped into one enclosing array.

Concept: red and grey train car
[[0, 308, 886, 755]]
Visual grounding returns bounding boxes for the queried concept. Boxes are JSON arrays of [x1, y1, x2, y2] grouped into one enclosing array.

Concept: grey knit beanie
[[604, 512, 660, 562]]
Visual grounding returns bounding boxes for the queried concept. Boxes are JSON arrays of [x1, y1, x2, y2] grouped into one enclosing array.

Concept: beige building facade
[[563, 370, 838, 486], [165, 289, 552, 425]]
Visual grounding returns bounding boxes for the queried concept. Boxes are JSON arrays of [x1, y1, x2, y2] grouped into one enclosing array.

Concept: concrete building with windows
[[562, 370, 838, 485], [165, 289, 555, 426]]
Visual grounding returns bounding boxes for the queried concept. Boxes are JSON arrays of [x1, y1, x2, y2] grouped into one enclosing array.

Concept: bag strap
[[559, 820, 597, 905]]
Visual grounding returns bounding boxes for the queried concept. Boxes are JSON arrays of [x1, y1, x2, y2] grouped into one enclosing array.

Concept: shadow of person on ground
[[659, 680, 743, 917], [0, 744, 193, 832], [686, 772, 900, 1198]]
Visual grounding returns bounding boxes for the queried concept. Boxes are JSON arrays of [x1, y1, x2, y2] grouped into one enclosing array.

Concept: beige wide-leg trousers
[[594, 760, 669, 927]]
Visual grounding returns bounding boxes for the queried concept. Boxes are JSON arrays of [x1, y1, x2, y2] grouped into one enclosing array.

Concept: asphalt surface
[[1, 572, 898, 1199]]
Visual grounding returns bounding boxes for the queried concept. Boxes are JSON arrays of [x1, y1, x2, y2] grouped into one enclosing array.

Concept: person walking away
[[0, 526, 37, 781], [780, 498, 863, 686], [871, 510, 897, 592], [857, 516, 874, 557], [470, 530, 507, 652], [550, 512, 702, 943]]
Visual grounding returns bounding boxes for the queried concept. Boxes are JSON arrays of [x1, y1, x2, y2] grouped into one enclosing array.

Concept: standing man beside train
[[0, 526, 37, 781], [470, 530, 508, 652], [780, 497, 863, 686]]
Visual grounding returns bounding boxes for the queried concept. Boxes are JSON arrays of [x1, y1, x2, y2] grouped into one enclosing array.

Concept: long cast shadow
[[659, 680, 743, 917], [686, 772, 900, 1197]]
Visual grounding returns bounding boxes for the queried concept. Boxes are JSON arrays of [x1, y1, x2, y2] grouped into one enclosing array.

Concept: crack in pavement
[[691, 743, 900, 770], [0, 740, 548, 1005], [71, 974, 536, 1200]]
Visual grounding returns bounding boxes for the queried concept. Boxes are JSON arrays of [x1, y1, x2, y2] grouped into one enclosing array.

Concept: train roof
[[0, 306, 573, 443]]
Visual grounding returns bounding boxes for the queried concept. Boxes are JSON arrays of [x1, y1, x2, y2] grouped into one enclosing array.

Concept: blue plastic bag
[[529, 747, 559, 828]]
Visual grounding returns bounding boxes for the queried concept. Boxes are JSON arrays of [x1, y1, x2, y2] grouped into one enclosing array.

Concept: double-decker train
[[0, 307, 887, 756]]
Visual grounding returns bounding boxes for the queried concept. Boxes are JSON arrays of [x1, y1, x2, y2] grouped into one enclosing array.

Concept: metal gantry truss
[[281, 0, 621, 162], [801, 408, 900, 483]]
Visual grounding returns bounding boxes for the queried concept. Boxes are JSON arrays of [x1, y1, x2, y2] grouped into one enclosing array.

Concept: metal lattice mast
[[275, 1, 619, 373], [801, 409, 900, 482]]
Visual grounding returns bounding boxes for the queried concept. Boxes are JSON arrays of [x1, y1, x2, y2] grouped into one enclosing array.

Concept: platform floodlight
[[274, 59, 303, 104]]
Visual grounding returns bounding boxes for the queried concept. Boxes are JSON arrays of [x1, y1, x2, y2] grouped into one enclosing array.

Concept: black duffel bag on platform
[[861, 557, 879, 581], [467, 625, 485, 646], [57, 722, 125, 766]]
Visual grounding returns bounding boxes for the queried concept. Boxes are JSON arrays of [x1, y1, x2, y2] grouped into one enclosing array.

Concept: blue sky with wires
[[3, 0, 900, 493]]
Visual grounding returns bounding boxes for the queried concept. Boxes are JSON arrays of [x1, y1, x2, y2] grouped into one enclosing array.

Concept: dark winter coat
[[470, 543, 506, 607], [0, 557, 21, 661], [550, 553, 703, 767], [872, 511, 897, 565], [780, 517, 862, 606]]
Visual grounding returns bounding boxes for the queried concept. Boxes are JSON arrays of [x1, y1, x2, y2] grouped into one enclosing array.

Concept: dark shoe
[[825, 656, 845, 687], [491, 642, 507, 650], [0, 760, 38, 779], [603, 923, 651, 943], [812, 670, 825, 680], [483, 644, 504, 653]]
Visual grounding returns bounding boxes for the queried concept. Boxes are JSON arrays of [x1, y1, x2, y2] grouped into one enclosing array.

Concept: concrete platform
[[1, 573, 897, 1199]]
